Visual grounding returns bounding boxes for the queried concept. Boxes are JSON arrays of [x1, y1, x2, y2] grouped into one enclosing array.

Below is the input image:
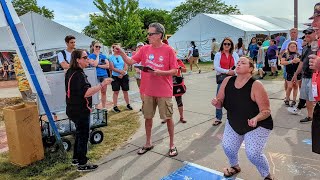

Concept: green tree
[[87, 0, 146, 48], [172, 0, 241, 27], [138, 8, 177, 35], [12, 0, 54, 19]]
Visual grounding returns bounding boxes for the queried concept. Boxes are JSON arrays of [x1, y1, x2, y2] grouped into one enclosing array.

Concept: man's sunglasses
[[95, 46, 101, 48], [147, 32, 160, 36], [223, 43, 231, 46], [305, 32, 314, 35]]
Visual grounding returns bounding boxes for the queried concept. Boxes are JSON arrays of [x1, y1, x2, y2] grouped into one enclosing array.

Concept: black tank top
[[223, 76, 273, 135]]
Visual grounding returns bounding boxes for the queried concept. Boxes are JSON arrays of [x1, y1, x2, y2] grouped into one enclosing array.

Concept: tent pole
[[30, 12, 38, 58]]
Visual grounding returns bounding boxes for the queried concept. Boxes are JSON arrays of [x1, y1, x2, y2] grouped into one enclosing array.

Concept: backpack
[[192, 46, 199, 57], [56, 50, 69, 71]]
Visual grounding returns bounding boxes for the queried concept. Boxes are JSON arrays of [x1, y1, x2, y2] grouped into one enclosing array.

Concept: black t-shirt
[[65, 68, 92, 118], [282, 52, 300, 75], [301, 45, 313, 78], [223, 76, 273, 135]]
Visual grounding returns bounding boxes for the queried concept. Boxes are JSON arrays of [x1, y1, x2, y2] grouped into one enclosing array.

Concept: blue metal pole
[[0, 0, 62, 146]]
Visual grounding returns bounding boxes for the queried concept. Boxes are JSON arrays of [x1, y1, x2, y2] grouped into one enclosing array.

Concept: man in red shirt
[[308, 2, 320, 154], [114, 23, 179, 157]]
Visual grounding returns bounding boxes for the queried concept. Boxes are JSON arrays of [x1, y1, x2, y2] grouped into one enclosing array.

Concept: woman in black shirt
[[212, 57, 273, 180], [65, 49, 112, 172], [280, 41, 301, 107]]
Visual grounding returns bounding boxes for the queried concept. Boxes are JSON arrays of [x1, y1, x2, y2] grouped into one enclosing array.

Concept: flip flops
[[137, 145, 154, 155], [168, 147, 178, 157]]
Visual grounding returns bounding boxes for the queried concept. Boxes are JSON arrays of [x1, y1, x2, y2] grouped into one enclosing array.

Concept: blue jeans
[[71, 115, 90, 165], [216, 83, 223, 121]]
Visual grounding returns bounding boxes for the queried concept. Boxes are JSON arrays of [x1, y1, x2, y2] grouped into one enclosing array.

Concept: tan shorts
[[142, 96, 173, 120], [189, 56, 199, 64]]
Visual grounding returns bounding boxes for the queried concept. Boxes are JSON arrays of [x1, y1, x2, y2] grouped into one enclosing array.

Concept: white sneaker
[[287, 107, 301, 115]]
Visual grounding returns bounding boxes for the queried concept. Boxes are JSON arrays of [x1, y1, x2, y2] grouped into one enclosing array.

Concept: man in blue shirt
[[267, 40, 279, 76]]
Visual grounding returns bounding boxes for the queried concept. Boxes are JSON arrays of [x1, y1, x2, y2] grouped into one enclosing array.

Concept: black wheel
[[90, 130, 104, 144], [62, 138, 72, 151], [42, 136, 56, 147]]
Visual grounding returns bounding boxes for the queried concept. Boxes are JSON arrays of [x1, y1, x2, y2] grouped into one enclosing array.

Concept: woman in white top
[[235, 38, 246, 57]]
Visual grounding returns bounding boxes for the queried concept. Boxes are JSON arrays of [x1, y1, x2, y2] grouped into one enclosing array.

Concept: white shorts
[[268, 59, 277, 67]]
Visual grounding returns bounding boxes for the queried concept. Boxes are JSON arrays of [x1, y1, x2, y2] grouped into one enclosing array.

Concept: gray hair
[[149, 23, 165, 39]]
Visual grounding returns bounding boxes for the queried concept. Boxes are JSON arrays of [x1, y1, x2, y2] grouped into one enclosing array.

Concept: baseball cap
[[309, 3, 320, 19], [303, 27, 315, 34], [137, 42, 144, 47]]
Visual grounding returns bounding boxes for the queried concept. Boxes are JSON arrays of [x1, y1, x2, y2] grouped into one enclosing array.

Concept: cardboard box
[[3, 103, 44, 166]]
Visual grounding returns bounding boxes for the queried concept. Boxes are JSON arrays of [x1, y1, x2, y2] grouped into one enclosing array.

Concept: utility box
[[3, 103, 44, 166]]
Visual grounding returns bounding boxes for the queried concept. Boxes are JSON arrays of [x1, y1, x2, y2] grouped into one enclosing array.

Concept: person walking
[[213, 37, 239, 126], [113, 22, 179, 157], [212, 57, 273, 180], [187, 41, 201, 74], [65, 49, 112, 171], [235, 38, 246, 57]]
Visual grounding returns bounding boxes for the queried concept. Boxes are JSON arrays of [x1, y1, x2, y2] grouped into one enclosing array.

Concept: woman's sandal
[[168, 147, 178, 157], [212, 120, 222, 126], [161, 120, 167, 124], [223, 166, 241, 178], [137, 145, 154, 155]]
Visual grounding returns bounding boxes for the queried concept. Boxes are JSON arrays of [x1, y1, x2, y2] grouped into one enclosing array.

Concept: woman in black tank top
[[211, 57, 274, 180]]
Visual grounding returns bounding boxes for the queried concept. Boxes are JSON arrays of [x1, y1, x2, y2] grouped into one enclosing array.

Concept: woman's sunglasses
[[223, 43, 231, 46], [95, 46, 101, 48], [81, 56, 88, 60]]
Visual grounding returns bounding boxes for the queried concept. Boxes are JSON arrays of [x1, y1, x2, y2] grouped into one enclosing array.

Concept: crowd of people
[[45, 3, 320, 178]]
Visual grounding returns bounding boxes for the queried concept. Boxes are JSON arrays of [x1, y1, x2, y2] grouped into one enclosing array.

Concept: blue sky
[[36, 0, 318, 33]]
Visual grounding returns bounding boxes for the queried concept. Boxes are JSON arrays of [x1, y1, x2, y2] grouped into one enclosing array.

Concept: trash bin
[[3, 103, 44, 166], [39, 60, 52, 72]]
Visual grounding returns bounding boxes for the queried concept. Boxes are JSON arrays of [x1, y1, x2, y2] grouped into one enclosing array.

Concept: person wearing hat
[[308, 2, 320, 154], [287, 27, 316, 125]]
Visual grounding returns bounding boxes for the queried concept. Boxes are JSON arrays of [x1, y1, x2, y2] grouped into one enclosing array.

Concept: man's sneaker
[[300, 117, 313, 123], [126, 104, 133, 110], [77, 164, 98, 172], [287, 107, 301, 115], [199, 69, 201, 74], [113, 106, 121, 113], [71, 159, 79, 166]]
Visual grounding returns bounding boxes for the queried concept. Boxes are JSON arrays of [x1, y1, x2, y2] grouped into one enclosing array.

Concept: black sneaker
[[113, 106, 121, 113], [275, 71, 279, 76], [258, 76, 263, 79], [77, 164, 98, 172], [127, 104, 133, 110], [71, 159, 79, 166], [263, 72, 267, 78], [199, 69, 201, 74], [300, 117, 313, 123]]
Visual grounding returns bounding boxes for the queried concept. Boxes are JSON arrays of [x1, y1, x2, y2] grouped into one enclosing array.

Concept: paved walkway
[[76, 72, 320, 180]]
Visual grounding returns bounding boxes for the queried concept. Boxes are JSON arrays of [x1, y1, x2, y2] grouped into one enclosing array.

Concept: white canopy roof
[[168, 13, 307, 61], [0, 12, 95, 54]]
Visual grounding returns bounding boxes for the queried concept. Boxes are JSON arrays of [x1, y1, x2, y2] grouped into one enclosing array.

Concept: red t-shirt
[[313, 41, 320, 101], [132, 44, 178, 97], [220, 53, 235, 69]]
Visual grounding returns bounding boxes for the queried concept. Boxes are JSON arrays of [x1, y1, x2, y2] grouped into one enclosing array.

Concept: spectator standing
[[267, 40, 279, 76], [257, 41, 266, 79], [247, 37, 259, 63], [187, 41, 201, 74], [114, 23, 179, 157], [235, 38, 246, 57], [57, 35, 76, 70], [211, 38, 220, 61], [88, 41, 110, 110]]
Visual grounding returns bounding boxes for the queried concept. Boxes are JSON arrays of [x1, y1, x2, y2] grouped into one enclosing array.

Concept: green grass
[[0, 106, 140, 180]]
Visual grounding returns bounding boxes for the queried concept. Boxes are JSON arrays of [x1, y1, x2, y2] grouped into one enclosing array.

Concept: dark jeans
[[71, 115, 90, 165], [312, 103, 320, 154]]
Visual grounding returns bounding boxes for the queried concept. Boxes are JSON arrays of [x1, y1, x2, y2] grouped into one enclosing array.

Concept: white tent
[[168, 13, 307, 61], [0, 12, 95, 54]]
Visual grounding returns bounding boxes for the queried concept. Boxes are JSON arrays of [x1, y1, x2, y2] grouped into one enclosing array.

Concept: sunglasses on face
[[305, 32, 313, 35], [95, 46, 101, 48], [223, 43, 231, 46], [81, 56, 88, 60], [147, 32, 160, 36]]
